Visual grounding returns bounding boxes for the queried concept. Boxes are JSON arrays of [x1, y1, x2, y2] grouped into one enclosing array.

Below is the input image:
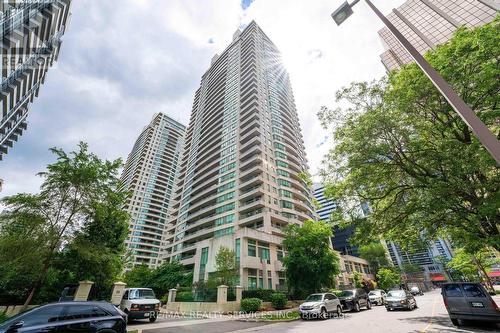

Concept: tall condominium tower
[[121, 113, 186, 268], [162, 21, 315, 290], [0, 0, 72, 160], [378, 0, 498, 70]]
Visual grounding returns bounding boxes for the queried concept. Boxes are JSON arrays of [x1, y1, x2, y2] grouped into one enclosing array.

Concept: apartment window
[[274, 142, 285, 151], [277, 169, 289, 177], [267, 271, 272, 289], [276, 160, 288, 168], [248, 239, 256, 257], [199, 247, 209, 281], [259, 270, 264, 288], [235, 238, 241, 267], [214, 226, 234, 238], [277, 247, 284, 262], [248, 270, 257, 290], [277, 179, 291, 187], [275, 151, 287, 159], [215, 202, 235, 214], [281, 200, 294, 209], [280, 189, 292, 198], [215, 214, 234, 226], [216, 191, 235, 203]]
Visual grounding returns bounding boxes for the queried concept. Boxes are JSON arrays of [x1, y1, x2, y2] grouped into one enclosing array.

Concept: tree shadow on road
[[399, 315, 499, 332]]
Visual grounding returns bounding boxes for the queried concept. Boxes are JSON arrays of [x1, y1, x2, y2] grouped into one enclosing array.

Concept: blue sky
[[0, 0, 405, 197]]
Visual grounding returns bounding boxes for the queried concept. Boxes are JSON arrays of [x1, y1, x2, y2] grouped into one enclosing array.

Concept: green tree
[[352, 271, 363, 288], [376, 268, 401, 291], [213, 246, 237, 287], [446, 248, 499, 292], [319, 18, 500, 252], [283, 220, 340, 298], [358, 243, 389, 274], [123, 265, 153, 288], [0, 142, 125, 308]]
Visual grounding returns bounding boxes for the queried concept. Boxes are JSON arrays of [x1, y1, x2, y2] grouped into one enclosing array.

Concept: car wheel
[[354, 302, 360, 312], [320, 307, 328, 320], [336, 305, 342, 317], [367, 300, 372, 310], [149, 316, 157, 323], [450, 318, 460, 326]]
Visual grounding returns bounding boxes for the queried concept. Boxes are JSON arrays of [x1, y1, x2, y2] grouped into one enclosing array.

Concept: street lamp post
[[331, 0, 500, 165]]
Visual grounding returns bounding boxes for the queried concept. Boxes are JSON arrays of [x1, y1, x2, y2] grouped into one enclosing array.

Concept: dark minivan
[[441, 282, 500, 326], [0, 301, 127, 333], [338, 289, 372, 312]]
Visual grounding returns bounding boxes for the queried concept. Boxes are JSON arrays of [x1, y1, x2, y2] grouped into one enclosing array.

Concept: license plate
[[471, 302, 484, 308]]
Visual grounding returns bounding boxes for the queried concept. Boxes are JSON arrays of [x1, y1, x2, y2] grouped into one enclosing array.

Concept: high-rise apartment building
[[121, 113, 186, 268], [161, 21, 315, 290], [378, 0, 498, 70], [0, 0, 72, 160]]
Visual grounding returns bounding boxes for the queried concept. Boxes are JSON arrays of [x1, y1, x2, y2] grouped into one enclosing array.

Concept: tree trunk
[[473, 256, 494, 293]]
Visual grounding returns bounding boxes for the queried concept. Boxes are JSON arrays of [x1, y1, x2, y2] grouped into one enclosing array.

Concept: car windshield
[[369, 291, 380, 296], [387, 291, 405, 298], [305, 294, 323, 302], [340, 290, 354, 297], [130, 289, 156, 299]]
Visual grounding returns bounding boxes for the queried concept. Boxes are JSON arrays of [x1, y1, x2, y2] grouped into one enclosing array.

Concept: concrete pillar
[[168, 288, 177, 303], [235, 285, 243, 302], [74, 280, 94, 301], [110, 281, 126, 305], [217, 285, 228, 304]]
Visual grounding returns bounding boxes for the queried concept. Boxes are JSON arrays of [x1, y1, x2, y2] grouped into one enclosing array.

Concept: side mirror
[[8, 321, 24, 331]]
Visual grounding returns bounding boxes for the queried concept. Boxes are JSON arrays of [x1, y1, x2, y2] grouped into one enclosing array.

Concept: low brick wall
[[163, 301, 240, 314]]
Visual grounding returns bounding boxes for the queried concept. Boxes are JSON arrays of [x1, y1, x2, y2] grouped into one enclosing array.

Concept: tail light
[[491, 299, 499, 312]]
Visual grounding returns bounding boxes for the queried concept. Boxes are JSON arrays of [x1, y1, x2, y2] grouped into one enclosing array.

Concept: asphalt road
[[132, 290, 499, 333]]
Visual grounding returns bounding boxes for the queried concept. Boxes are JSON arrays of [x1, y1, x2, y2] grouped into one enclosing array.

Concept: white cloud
[[0, 0, 405, 196]]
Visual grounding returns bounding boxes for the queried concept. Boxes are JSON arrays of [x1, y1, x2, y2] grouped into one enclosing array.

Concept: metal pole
[[364, 0, 500, 165]]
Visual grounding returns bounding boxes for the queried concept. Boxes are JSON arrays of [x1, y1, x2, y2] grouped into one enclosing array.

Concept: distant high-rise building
[[378, 0, 498, 71], [162, 21, 315, 290], [0, 0, 72, 160], [121, 113, 186, 268], [313, 185, 360, 256]]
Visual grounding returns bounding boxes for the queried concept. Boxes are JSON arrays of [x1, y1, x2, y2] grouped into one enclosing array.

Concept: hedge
[[241, 298, 262, 312], [270, 293, 287, 310], [242, 289, 275, 302]]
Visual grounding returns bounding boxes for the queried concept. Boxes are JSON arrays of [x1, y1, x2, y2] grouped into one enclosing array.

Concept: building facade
[[337, 254, 375, 289], [161, 21, 315, 290], [121, 113, 186, 268], [378, 0, 498, 70], [0, 0, 72, 160], [313, 185, 360, 256]]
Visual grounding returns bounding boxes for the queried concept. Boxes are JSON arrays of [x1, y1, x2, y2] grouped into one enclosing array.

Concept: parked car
[[385, 290, 417, 311], [338, 289, 371, 312], [410, 286, 424, 296], [299, 293, 343, 319], [0, 301, 127, 333], [441, 282, 500, 326], [120, 288, 160, 323], [368, 289, 387, 305]]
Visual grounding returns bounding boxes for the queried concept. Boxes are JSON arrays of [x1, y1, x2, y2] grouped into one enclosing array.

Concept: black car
[[0, 301, 127, 333], [338, 289, 372, 312]]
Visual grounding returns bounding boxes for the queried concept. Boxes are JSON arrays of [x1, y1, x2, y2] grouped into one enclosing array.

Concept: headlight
[[400, 300, 406, 304], [313, 304, 321, 309], [131, 304, 139, 309], [155, 303, 160, 310]]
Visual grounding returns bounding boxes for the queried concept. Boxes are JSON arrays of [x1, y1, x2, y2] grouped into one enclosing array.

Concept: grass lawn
[[260, 310, 300, 321], [127, 330, 138, 333]]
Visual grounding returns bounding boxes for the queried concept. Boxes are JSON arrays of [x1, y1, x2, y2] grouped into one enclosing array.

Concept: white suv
[[120, 288, 160, 323], [299, 293, 342, 319]]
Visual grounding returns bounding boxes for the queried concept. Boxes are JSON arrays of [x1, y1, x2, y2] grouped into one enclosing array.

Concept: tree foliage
[[283, 220, 340, 298], [358, 243, 389, 274], [213, 246, 238, 287], [446, 248, 499, 291], [319, 18, 500, 252], [376, 268, 401, 291], [0, 142, 128, 306]]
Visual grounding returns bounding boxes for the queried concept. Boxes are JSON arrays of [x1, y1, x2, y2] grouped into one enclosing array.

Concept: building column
[[74, 280, 94, 301], [217, 285, 228, 304], [168, 288, 177, 303], [235, 285, 243, 302], [110, 282, 127, 305]]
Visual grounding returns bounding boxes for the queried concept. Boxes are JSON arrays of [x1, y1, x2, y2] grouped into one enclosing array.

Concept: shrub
[[270, 293, 287, 310], [242, 289, 275, 301], [241, 298, 262, 312], [175, 291, 194, 302], [0, 312, 8, 324], [330, 289, 343, 297]]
